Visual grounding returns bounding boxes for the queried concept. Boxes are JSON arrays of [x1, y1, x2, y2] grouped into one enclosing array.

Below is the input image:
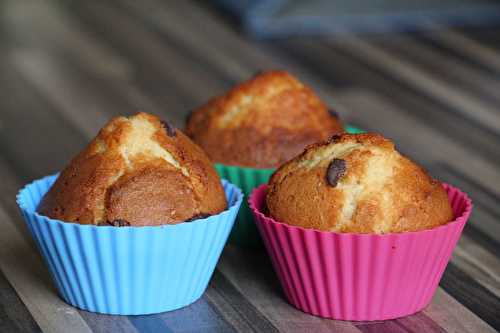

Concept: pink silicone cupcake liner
[[249, 183, 472, 321]]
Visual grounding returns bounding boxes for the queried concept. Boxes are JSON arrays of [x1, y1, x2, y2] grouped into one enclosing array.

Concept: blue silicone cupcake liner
[[215, 125, 364, 247], [17, 174, 243, 315]]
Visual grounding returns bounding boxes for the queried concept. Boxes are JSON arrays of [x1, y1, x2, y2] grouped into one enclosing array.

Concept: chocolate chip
[[161, 120, 176, 137], [328, 108, 339, 119], [326, 158, 346, 187], [329, 134, 342, 143], [185, 213, 211, 222], [108, 219, 130, 227]]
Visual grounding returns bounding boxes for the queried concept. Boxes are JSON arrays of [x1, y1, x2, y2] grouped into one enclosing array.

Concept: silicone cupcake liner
[[17, 174, 243, 315], [215, 125, 364, 247], [345, 125, 364, 134], [249, 183, 472, 321], [215, 164, 274, 246]]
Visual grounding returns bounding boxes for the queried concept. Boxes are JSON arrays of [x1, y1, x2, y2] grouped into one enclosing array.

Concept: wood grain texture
[[423, 289, 496, 333], [441, 263, 500, 329], [332, 35, 500, 134], [218, 246, 362, 333], [0, 204, 93, 333], [429, 26, 500, 74], [0, 0, 499, 331], [0, 270, 41, 333]]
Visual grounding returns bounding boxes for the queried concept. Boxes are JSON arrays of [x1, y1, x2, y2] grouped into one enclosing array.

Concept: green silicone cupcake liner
[[215, 164, 274, 247], [346, 125, 365, 134], [215, 125, 364, 247]]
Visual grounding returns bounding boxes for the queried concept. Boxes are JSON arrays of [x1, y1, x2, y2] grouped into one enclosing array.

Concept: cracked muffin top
[[185, 70, 344, 168], [38, 112, 227, 226], [266, 133, 453, 233]]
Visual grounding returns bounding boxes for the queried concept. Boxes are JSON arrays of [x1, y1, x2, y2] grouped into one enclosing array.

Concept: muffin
[[266, 133, 453, 233], [185, 70, 344, 246], [185, 70, 344, 168], [39, 112, 227, 226], [17, 112, 244, 315], [249, 132, 472, 320]]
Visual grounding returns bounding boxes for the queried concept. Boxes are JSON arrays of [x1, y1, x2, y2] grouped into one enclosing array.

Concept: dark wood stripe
[[110, 0, 239, 86], [150, 296, 237, 333], [0, 55, 87, 180], [431, 163, 500, 244], [0, 270, 41, 333], [218, 246, 362, 332], [370, 34, 500, 107], [67, 1, 230, 110], [394, 312, 447, 333], [356, 321, 407, 333], [275, 39, 500, 166], [458, 27, 500, 50], [462, 224, 500, 259], [414, 34, 500, 77], [440, 262, 500, 330], [128, 315, 174, 333], [79, 311, 139, 333], [208, 270, 280, 333], [356, 312, 446, 333], [333, 38, 500, 154]]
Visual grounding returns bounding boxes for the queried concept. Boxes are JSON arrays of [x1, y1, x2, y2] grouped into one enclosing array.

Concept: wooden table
[[1, 1, 499, 332]]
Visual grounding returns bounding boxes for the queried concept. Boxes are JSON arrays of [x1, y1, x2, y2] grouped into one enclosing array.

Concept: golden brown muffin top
[[266, 133, 453, 233], [39, 112, 227, 226], [186, 70, 343, 168]]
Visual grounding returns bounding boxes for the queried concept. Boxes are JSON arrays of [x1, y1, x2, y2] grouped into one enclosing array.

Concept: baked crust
[[266, 133, 453, 233], [186, 70, 344, 168], [38, 112, 227, 226]]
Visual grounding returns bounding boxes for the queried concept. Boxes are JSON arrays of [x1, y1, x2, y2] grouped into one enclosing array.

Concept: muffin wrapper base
[[249, 183, 472, 321], [17, 174, 243, 315], [216, 125, 364, 247]]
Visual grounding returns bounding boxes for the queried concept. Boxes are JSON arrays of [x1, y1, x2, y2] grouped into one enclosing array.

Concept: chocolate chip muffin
[[39, 112, 227, 226], [185, 70, 344, 168], [266, 133, 453, 233]]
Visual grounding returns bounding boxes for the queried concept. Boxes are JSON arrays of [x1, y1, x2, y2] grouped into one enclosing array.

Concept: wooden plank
[[276, 38, 500, 164], [0, 206, 93, 333], [78, 312, 139, 333], [4, 0, 132, 81], [12, 50, 114, 138], [428, 27, 500, 74], [441, 263, 500, 330], [4, 0, 170, 126], [356, 313, 447, 333], [135, 296, 237, 333], [206, 270, 279, 333], [432, 164, 500, 244], [329, 35, 500, 134], [0, 270, 41, 333], [453, 235, 500, 297], [371, 34, 500, 106], [423, 289, 495, 333], [118, 0, 253, 81], [0, 54, 86, 179]]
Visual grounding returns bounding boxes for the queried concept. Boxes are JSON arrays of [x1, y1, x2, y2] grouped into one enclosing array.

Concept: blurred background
[[2, 0, 500, 188], [1, 1, 500, 332]]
